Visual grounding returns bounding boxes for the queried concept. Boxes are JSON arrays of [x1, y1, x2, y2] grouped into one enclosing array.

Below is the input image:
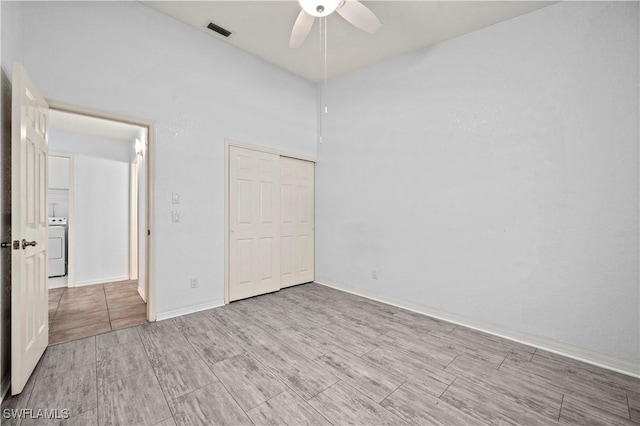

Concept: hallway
[[48, 280, 147, 344]]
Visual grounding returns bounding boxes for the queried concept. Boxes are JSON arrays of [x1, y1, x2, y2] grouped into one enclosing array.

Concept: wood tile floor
[[48, 280, 147, 344], [4, 283, 638, 425]]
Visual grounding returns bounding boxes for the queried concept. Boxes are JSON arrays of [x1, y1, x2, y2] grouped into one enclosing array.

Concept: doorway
[[8, 64, 156, 395], [45, 109, 150, 344]]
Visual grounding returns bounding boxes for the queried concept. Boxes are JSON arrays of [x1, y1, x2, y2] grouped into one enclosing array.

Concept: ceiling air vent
[[206, 21, 232, 38]]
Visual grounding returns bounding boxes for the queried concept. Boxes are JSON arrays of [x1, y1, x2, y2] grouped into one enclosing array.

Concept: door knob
[[22, 239, 38, 249]]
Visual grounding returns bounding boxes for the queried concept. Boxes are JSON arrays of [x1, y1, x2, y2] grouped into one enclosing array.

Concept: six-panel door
[[12, 63, 49, 395], [229, 146, 281, 301]]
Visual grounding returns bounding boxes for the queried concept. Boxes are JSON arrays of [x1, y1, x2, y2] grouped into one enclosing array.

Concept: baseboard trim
[[0, 373, 10, 403], [47, 279, 68, 289], [137, 285, 147, 303], [315, 279, 640, 378], [156, 300, 224, 321], [74, 276, 130, 287]]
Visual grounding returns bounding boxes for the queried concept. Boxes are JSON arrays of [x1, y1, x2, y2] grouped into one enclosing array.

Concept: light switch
[[172, 211, 180, 222], [172, 192, 180, 204]]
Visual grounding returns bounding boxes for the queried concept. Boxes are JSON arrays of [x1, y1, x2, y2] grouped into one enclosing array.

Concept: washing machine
[[48, 217, 67, 277]]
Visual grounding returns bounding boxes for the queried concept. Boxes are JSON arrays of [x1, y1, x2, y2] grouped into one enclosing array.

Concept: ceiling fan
[[289, 0, 382, 48]]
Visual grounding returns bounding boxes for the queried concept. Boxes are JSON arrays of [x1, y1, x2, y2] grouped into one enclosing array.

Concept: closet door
[[280, 157, 315, 288], [229, 146, 280, 301]]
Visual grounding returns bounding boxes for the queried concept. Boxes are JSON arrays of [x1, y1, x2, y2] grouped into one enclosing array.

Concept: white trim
[[74, 276, 130, 287], [137, 284, 147, 303], [47, 277, 68, 289], [47, 100, 156, 322], [0, 373, 10, 403], [156, 300, 224, 321], [225, 139, 316, 163], [224, 142, 229, 305], [129, 160, 138, 281], [315, 278, 640, 379], [224, 139, 315, 305], [146, 121, 156, 322]]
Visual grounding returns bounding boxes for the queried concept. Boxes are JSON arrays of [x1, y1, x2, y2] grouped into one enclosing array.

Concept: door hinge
[[147, 230, 151, 236]]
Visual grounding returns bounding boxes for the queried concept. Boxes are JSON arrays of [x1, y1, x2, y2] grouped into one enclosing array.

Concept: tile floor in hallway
[[48, 280, 147, 344], [3, 282, 639, 425]]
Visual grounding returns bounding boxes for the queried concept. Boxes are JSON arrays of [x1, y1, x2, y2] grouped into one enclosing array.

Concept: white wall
[[74, 156, 130, 285], [6, 1, 316, 316], [48, 188, 69, 218], [50, 129, 133, 163], [317, 1, 640, 373], [49, 129, 132, 286], [49, 156, 70, 190]]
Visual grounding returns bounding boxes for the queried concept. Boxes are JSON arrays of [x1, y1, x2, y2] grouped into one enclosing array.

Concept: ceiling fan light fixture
[[298, 0, 341, 17]]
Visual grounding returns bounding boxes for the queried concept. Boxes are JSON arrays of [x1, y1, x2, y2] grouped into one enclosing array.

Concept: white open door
[[280, 157, 315, 288], [11, 63, 49, 395], [229, 146, 281, 301]]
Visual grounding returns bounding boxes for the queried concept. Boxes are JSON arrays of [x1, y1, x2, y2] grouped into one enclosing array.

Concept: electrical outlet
[[172, 211, 180, 222], [372, 269, 378, 280], [190, 278, 198, 289], [172, 192, 180, 204]]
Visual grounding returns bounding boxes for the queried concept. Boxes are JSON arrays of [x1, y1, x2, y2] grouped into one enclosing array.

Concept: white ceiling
[[49, 110, 144, 142], [144, 1, 554, 82]]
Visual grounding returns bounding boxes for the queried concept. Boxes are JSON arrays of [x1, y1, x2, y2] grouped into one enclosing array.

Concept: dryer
[[48, 217, 67, 277]]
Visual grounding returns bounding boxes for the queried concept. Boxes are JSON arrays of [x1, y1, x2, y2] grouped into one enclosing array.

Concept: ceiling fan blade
[[336, 0, 381, 33], [290, 10, 315, 48]]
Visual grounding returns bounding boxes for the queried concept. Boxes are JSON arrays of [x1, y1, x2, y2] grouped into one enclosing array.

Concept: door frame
[[47, 99, 157, 322], [130, 159, 139, 282], [224, 139, 315, 304], [47, 151, 76, 287]]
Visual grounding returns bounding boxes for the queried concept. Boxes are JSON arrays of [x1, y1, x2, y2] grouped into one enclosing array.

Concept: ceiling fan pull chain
[[324, 16, 328, 85]]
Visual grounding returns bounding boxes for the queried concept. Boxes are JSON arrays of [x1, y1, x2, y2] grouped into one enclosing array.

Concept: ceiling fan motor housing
[[298, 0, 341, 17]]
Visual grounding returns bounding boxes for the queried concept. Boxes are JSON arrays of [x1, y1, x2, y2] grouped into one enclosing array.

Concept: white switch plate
[[190, 278, 198, 289], [172, 192, 180, 204], [372, 269, 378, 279], [172, 211, 180, 222]]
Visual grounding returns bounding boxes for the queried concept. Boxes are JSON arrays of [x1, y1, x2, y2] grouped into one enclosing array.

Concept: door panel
[[280, 157, 315, 288], [237, 239, 253, 284], [260, 237, 274, 280], [237, 180, 252, 223], [12, 63, 49, 395], [229, 146, 280, 301], [281, 184, 292, 224], [298, 235, 311, 272], [281, 236, 293, 277], [260, 182, 273, 223]]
